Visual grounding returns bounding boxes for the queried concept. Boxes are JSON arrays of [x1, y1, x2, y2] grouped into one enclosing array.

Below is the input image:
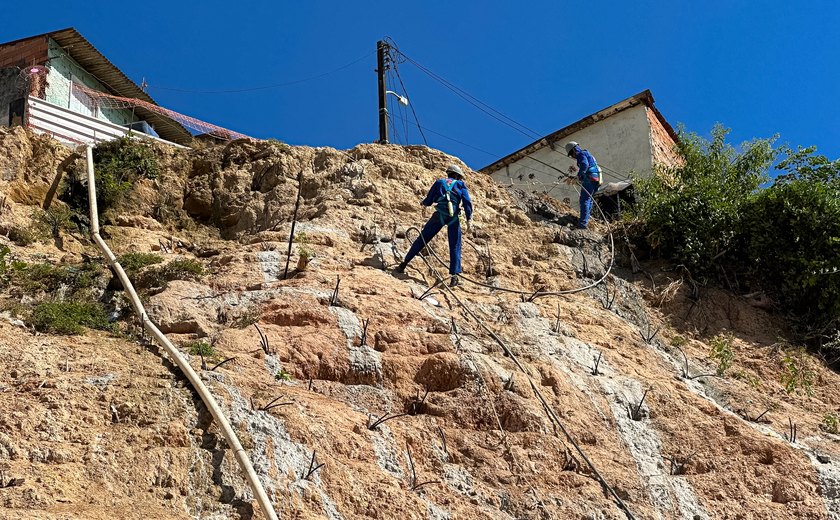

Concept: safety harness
[[435, 178, 460, 226]]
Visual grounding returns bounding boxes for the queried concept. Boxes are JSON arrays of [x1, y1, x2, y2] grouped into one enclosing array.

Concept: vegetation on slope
[[631, 125, 840, 348]]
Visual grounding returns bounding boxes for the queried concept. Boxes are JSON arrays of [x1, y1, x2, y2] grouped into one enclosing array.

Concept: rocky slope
[[0, 127, 839, 520]]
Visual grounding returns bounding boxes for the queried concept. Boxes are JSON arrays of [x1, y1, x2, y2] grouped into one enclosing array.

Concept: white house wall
[[44, 38, 139, 128], [490, 104, 653, 204]]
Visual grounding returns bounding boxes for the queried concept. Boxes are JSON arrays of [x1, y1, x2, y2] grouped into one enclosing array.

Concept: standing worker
[[565, 141, 602, 229], [395, 164, 473, 287]]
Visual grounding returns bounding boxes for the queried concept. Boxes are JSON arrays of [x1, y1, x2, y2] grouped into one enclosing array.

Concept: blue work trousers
[[404, 213, 462, 274], [578, 178, 600, 228]]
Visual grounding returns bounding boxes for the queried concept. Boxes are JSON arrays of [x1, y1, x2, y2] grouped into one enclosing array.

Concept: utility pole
[[376, 40, 388, 144]]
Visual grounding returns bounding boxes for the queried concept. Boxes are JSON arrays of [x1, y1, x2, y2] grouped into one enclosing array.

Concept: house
[[481, 90, 679, 209], [0, 28, 191, 146]]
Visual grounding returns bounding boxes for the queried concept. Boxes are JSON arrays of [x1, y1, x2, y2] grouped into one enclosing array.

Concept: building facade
[[481, 90, 679, 205], [0, 28, 190, 145]]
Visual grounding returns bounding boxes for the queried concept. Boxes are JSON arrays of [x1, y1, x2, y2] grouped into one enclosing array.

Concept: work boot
[[394, 262, 407, 274], [449, 275, 460, 287]]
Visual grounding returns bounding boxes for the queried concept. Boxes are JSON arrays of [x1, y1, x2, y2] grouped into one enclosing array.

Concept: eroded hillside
[[0, 127, 839, 520]]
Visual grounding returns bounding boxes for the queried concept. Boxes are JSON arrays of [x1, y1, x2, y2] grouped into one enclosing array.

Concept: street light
[[385, 90, 409, 106]]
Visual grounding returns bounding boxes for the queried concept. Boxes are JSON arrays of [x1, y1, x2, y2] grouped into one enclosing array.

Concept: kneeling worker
[[395, 164, 473, 287]]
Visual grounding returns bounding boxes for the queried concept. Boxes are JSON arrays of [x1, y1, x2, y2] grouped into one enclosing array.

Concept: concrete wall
[[0, 68, 24, 126], [490, 104, 653, 204], [44, 38, 138, 127]]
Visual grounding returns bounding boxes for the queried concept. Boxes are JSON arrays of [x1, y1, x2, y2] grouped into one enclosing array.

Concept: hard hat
[[445, 164, 465, 178], [564, 141, 579, 156]]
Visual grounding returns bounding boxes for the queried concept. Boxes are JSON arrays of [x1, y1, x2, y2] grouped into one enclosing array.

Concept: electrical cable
[[393, 50, 541, 140], [390, 55, 428, 146], [388, 42, 640, 185], [148, 50, 375, 94], [399, 195, 634, 520]]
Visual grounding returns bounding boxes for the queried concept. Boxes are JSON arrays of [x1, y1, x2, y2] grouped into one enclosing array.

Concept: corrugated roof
[[0, 28, 192, 144], [480, 90, 677, 174]]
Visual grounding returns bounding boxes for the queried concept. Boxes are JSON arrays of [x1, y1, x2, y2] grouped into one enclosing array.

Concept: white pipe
[[84, 145, 280, 520]]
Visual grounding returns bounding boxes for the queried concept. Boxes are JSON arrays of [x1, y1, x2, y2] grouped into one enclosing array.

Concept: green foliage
[[295, 231, 314, 260], [187, 340, 216, 359], [731, 369, 763, 389], [34, 205, 74, 238], [740, 146, 840, 336], [780, 349, 815, 396], [117, 252, 163, 278], [62, 137, 160, 215], [632, 124, 776, 273], [275, 368, 293, 382], [8, 223, 42, 246], [822, 412, 839, 434], [670, 335, 688, 348], [137, 258, 204, 289], [0, 245, 10, 275], [631, 126, 839, 343], [8, 261, 99, 295], [709, 334, 735, 376], [32, 301, 111, 335]]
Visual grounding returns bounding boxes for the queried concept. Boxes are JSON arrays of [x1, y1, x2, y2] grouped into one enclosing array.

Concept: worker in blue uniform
[[565, 141, 602, 229], [395, 164, 473, 287]]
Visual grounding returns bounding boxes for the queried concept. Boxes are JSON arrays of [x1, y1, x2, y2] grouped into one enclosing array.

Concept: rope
[[404, 207, 635, 519], [406, 180, 615, 299]]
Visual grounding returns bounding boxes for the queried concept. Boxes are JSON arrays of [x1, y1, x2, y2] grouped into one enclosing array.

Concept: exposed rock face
[[0, 128, 838, 520]]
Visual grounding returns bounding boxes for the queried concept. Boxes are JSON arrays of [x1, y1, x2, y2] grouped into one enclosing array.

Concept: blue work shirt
[[421, 178, 473, 220], [574, 146, 601, 183]]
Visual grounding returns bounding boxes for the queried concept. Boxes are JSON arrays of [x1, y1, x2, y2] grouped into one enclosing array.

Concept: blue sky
[[4, 1, 838, 171]]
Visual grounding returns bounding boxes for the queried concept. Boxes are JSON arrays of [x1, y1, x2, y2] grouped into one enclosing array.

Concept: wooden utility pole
[[376, 40, 388, 144]]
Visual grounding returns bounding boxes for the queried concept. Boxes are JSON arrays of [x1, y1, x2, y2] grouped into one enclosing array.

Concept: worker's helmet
[[564, 141, 579, 157], [445, 164, 465, 179]]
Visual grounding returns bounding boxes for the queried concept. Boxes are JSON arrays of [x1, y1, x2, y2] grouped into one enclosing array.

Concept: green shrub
[[780, 348, 815, 396], [740, 146, 840, 339], [9, 225, 41, 246], [187, 340, 215, 359], [137, 258, 203, 289], [34, 206, 74, 238], [9, 261, 99, 295], [32, 301, 111, 335], [117, 252, 163, 278], [631, 124, 776, 275], [822, 413, 839, 434], [709, 334, 735, 376], [670, 335, 688, 348], [62, 137, 160, 215], [631, 126, 839, 345], [275, 368, 293, 382], [295, 231, 314, 260]]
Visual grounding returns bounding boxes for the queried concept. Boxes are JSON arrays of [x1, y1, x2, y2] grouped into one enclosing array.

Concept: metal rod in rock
[[360, 318, 370, 346], [592, 352, 602, 376], [329, 275, 341, 306], [282, 169, 305, 280], [367, 411, 408, 431], [211, 357, 236, 371], [437, 425, 449, 458], [302, 451, 325, 480], [254, 323, 270, 355], [631, 389, 649, 421]]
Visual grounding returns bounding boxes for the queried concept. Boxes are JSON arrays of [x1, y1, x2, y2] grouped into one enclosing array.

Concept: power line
[[392, 48, 541, 140], [389, 42, 638, 183], [390, 57, 427, 146], [148, 50, 375, 94]]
